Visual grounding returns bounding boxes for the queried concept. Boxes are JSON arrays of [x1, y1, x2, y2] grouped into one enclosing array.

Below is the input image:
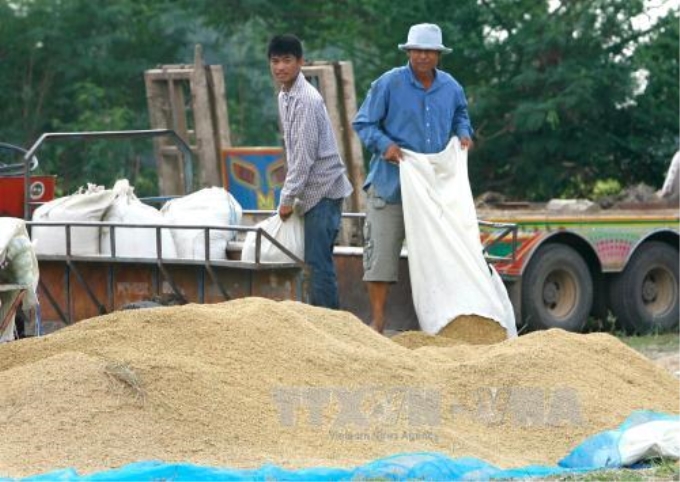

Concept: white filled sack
[[32, 184, 116, 256], [241, 214, 304, 263], [0, 218, 40, 343], [0, 218, 39, 307], [400, 138, 516, 337], [161, 187, 243, 260], [0, 217, 26, 260], [619, 419, 680, 465], [100, 180, 177, 259]]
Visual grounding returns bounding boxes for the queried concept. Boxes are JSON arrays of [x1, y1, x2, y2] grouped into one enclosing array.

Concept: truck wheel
[[610, 241, 679, 334], [522, 244, 592, 332]]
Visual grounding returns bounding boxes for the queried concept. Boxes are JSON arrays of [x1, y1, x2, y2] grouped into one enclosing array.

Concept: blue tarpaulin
[[11, 411, 679, 481]]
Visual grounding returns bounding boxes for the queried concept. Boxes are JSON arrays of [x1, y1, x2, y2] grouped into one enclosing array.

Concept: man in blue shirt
[[352, 23, 474, 333]]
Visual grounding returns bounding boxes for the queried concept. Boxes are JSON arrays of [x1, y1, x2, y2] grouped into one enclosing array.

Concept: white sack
[[0, 217, 26, 259], [0, 218, 40, 342], [619, 419, 680, 465], [100, 180, 177, 259], [241, 214, 304, 263], [161, 187, 242, 260], [400, 138, 517, 337], [0, 218, 39, 307], [32, 184, 115, 256]]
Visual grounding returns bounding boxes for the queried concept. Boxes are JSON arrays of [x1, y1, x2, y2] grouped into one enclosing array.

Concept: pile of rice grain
[[0, 298, 677, 477], [392, 314, 508, 349]]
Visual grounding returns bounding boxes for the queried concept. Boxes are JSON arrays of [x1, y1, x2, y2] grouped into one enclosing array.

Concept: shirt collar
[[406, 62, 439, 90], [283, 72, 306, 96]]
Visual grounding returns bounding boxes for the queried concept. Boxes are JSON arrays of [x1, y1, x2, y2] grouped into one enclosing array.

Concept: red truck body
[[0, 176, 56, 218]]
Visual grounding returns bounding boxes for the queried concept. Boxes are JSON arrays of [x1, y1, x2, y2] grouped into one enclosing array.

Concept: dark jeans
[[304, 198, 342, 309]]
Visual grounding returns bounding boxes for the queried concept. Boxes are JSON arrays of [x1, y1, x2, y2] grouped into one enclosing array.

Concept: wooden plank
[[145, 44, 233, 194], [319, 69, 342, 157], [336, 61, 365, 212], [145, 69, 193, 80], [166, 74, 190, 144], [145, 73, 184, 195], [312, 66, 355, 243], [166, 76, 180, 131], [0, 289, 25, 337], [301, 63, 364, 243], [208, 65, 232, 150], [302, 65, 344, 159], [191, 45, 221, 188], [303, 63, 365, 212]]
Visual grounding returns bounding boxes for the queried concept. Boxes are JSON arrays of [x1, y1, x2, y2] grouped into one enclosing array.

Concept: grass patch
[[619, 332, 679, 354], [547, 459, 680, 481]]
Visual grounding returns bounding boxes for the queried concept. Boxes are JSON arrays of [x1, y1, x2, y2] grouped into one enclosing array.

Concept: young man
[[352, 23, 474, 333], [268, 34, 353, 309]]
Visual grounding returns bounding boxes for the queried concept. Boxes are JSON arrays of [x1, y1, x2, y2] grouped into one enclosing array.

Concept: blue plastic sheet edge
[[8, 410, 678, 481]]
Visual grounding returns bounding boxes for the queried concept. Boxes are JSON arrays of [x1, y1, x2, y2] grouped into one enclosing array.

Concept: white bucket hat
[[398, 23, 452, 54]]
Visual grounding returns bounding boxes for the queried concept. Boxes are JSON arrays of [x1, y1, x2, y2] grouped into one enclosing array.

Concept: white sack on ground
[[32, 184, 115, 256], [161, 187, 243, 260], [619, 419, 680, 465], [400, 137, 517, 337], [100, 180, 177, 259], [241, 214, 304, 263]]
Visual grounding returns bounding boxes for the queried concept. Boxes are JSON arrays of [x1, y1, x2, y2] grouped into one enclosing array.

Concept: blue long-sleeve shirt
[[353, 63, 473, 203]]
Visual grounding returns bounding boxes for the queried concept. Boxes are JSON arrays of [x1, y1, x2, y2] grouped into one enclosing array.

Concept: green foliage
[[217, 18, 281, 146], [0, 0, 677, 200], [584, 311, 619, 334], [550, 462, 679, 481], [591, 179, 623, 200], [0, 0, 189, 194], [468, 0, 651, 200], [622, 11, 680, 187], [620, 332, 680, 351]]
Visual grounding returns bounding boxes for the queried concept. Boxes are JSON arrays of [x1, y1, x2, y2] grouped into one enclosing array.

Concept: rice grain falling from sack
[[439, 315, 508, 344]]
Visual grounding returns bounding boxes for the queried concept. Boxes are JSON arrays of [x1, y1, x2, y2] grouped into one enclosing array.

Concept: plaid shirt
[[278, 73, 353, 213]]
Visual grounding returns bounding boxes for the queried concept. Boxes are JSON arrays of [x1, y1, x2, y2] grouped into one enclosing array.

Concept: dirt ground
[[620, 333, 680, 379], [645, 352, 679, 378]]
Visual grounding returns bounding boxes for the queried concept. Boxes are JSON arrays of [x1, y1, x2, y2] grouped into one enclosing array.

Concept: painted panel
[[221, 147, 285, 210]]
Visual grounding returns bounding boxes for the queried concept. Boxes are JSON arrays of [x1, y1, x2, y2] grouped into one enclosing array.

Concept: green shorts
[[362, 188, 405, 283]]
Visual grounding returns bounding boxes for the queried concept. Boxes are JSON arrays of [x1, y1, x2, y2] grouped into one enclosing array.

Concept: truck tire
[[610, 241, 679, 334], [521, 244, 592, 332]]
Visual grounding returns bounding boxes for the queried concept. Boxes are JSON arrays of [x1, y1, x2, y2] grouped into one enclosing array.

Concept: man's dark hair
[[267, 34, 303, 59]]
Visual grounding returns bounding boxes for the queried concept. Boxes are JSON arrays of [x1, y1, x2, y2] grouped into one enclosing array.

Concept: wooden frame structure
[[145, 45, 231, 195]]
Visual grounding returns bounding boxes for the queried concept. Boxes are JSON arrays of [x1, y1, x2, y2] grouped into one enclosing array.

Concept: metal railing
[[22, 129, 194, 220], [28, 219, 307, 325], [0, 142, 39, 175], [242, 209, 518, 264]]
